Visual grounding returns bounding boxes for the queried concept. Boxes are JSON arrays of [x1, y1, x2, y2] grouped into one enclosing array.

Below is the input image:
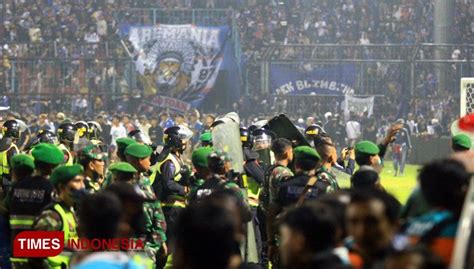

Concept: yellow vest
[[150, 153, 182, 185], [0, 143, 19, 176], [132, 253, 154, 269], [47, 203, 78, 269], [247, 177, 261, 208], [58, 144, 74, 166]]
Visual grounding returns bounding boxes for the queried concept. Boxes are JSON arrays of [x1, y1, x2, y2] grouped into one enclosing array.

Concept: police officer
[[124, 143, 167, 265], [57, 122, 77, 166], [304, 124, 325, 147], [451, 134, 471, 152], [0, 120, 20, 198], [74, 121, 91, 152], [149, 126, 192, 251], [32, 164, 86, 269], [5, 153, 47, 269], [87, 121, 103, 145], [188, 147, 213, 201], [23, 129, 57, 152], [77, 145, 106, 193]]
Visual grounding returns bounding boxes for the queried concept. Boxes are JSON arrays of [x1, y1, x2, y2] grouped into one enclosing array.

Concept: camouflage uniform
[[265, 166, 294, 210], [137, 175, 167, 262], [33, 203, 72, 231], [84, 177, 101, 193], [315, 166, 339, 194]]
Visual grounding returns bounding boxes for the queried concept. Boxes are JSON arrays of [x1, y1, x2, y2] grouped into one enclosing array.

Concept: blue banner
[[270, 64, 357, 95]]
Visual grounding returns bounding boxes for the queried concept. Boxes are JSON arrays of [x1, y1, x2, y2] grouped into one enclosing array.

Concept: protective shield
[[255, 149, 272, 167], [266, 114, 310, 147], [332, 168, 351, 189], [211, 116, 245, 174]]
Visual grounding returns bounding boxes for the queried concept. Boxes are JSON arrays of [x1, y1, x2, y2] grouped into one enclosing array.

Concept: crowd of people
[[0, 109, 471, 269]]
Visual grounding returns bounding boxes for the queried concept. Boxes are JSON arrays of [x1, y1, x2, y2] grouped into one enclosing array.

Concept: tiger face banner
[[128, 24, 229, 108]]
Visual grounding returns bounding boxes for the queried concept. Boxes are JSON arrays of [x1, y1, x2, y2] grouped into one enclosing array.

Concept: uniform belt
[[161, 200, 186, 208]]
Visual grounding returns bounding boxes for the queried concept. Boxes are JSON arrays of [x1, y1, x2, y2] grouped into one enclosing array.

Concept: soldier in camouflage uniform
[[263, 138, 294, 267], [77, 145, 106, 193], [188, 147, 213, 202], [124, 143, 167, 265], [101, 138, 137, 189], [32, 164, 86, 269], [314, 138, 339, 193]]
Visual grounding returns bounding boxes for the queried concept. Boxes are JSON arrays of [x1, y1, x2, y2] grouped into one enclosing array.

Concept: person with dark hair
[[173, 202, 239, 269], [279, 203, 350, 269], [451, 134, 471, 152], [350, 165, 384, 191], [403, 159, 470, 265], [0, 120, 21, 198], [314, 139, 339, 192], [346, 189, 401, 269], [71, 192, 145, 269], [383, 246, 446, 269], [33, 164, 86, 269], [77, 145, 106, 193], [188, 147, 213, 201], [6, 144, 63, 268], [124, 143, 167, 265]]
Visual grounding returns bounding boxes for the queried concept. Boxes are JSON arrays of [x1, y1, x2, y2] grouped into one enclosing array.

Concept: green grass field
[[338, 161, 420, 205]]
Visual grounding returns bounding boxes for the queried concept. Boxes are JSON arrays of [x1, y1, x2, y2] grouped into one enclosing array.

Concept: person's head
[[57, 122, 76, 144], [164, 126, 193, 154], [451, 134, 471, 152], [351, 166, 383, 191], [78, 145, 106, 180], [293, 146, 320, 173], [151, 117, 159, 126], [160, 112, 169, 121], [418, 159, 470, 215], [315, 190, 351, 243], [2, 119, 20, 140], [199, 132, 213, 147], [124, 144, 152, 172], [347, 190, 401, 257], [31, 143, 65, 176], [78, 192, 122, 242], [112, 115, 121, 125], [189, 112, 198, 123], [108, 162, 137, 183], [11, 154, 35, 181], [271, 138, 293, 162], [204, 114, 215, 127], [279, 203, 338, 267], [355, 140, 381, 169], [207, 151, 227, 176], [192, 147, 213, 178], [123, 115, 130, 124], [174, 202, 238, 269], [175, 113, 185, 125], [50, 164, 86, 207], [105, 182, 151, 238], [315, 139, 337, 166], [383, 246, 445, 269]]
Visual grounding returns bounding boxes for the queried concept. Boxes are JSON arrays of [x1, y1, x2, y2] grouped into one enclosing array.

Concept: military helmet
[[87, 121, 102, 140], [2, 120, 20, 139], [164, 126, 193, 152], [240, 127, 252, 148], [251, 128, 274, 151], [57, 122, 76, 142], [75, 121, 89, 138]]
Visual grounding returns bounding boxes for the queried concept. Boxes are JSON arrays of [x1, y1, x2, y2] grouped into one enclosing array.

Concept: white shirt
[[110, 124, 127, 146], [346, 120, 361, 140]]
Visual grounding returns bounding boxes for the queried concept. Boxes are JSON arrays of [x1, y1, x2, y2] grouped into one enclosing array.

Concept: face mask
[[70, 188, 88, 203]]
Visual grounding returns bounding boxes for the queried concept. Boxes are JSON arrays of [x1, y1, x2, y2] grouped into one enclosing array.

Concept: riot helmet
[[87, 121, 102, 140], [75, 121, 89, 138], [57, 122, 77, 142], [2, 120, 20, 139], [164, 125, 193, 153]]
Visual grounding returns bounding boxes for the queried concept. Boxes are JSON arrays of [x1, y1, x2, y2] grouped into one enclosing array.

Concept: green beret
[[50, 164, 83, 186], [81, 145, 106, 161], [294, 146, 320, 161], [125, 144, 152, 158], [109, 162, 138, 173], [32, 143, 64, 165], [192, 147, 214, 168], [11, 154, 35, 171], [116, 137, 137, 151], [199, 132, 212, 142], [355, 140, 380, 156], [452, 134, 472, 149]]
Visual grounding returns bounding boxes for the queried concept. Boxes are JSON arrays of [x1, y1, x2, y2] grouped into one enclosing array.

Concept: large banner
[[343, 95, 375, 118], [128, 24, 229, 107], [270, 64, 357, 95]]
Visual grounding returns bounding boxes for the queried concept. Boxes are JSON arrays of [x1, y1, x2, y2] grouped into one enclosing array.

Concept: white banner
[[343, 95, 375, 118]]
